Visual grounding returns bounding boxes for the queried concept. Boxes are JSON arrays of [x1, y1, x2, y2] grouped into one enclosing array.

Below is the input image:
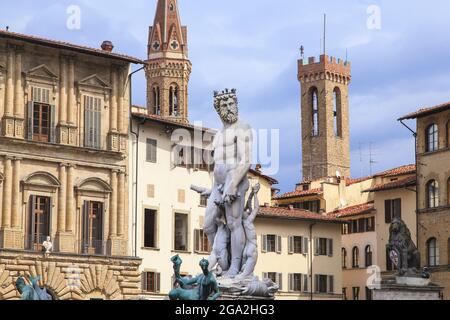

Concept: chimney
[[255, 164, 262, 173], [101, 40, 114, 52]]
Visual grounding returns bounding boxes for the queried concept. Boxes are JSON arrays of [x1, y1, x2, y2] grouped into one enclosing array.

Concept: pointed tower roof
[[148, 0, 188, 59]]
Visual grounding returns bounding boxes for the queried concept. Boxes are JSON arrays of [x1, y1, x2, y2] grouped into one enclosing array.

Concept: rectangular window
[[342, 224, 349, 235], [142, 272, 160, 293], [146, 139, 157, 163], [194, 229, 209, 253], [352, 287, 360, 300], [315, 275, 328, 293], [29, 196, 51, 251], [266, 235, 277, 253], [200, 195, 208, 207], [366, 287, 373, 300], [351, 220, 358, 233], [358, 218, 366, 233], [144, 209, 157, 248], [385, 199, 402, 223], [32, 103, 51, 142], [289, 274, 302, 292], [84, 96, 102, 149], [293, 236, 303, 254], [315, 238, 332, 256], [366, 217, 375, 232], [174, 213, 188, 251], [82, 201, 104, 255], [303, 274, 309, 292], [342, 288, 347, 300]]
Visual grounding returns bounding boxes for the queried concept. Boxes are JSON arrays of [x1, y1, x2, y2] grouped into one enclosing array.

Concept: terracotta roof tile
[[273, 188, 323, 200], [346, 176, 371, 186], [259, 206, 344, 223], [0, 30, 143, 64], [373, 164, 416, 178], [328, 202, 375, 218], [248, 169, 279, 185], [132, 111, 216, 132], [398, 101, 450, 120], [363, 175, 416, 193]]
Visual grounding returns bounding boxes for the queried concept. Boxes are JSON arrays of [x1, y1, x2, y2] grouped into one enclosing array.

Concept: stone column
[[57, 164, 67, 233], [117, 171, 125, 237], [59, 58, 67, 125], [117, 69, 124, 134], [14, 50, 23, 118], [110, 69, 118, 132], [67, 59, 75, 125], [11, 158, 21, 228], [109, 170, 118, 238], [4, 49, 14, 117], [66, 165, 74, 232], [2, 157, 12, 228]]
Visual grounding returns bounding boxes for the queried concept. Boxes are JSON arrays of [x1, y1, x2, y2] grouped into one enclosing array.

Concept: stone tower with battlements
[[298, 54, 351, 181], [146, 0, 191, 123]]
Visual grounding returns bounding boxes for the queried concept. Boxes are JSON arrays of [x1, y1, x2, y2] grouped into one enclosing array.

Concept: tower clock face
[[152, 41, 160, 51]]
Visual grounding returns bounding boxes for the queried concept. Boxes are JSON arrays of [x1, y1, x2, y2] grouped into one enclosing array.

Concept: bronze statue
[[386, 217, 421, 276], [169, 255, 221, 300], [15, 276, 53, 300]]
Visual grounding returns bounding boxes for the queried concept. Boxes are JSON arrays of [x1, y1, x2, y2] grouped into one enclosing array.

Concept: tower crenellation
[[298, 54, 352, 181]]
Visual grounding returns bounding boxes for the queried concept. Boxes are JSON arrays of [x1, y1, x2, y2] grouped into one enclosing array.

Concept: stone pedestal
[[216, 275, 278, 301], [373, 276, 443, 300]]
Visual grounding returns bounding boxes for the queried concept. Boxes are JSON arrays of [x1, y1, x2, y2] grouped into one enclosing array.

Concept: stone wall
[[0, 249, 141, 300]]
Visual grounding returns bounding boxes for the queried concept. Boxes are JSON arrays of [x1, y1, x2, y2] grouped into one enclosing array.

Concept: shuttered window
[[288, 236, 303, 254], [315, 238, 333, 256], [385, 199, 402, 223], [194, 229, 209, 253], [142, 272, 160, 293], [288, 274, 302, 292], [315, 275, 333, 293], [146, 139, 157, 163], [84, 96, 102, 149]]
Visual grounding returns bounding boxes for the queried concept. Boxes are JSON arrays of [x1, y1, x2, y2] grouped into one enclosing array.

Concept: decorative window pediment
[[78, 74, 111, 91], [22, 172, 61, 191], [26, 64, 58, 81], [75, 177, 112, 195]]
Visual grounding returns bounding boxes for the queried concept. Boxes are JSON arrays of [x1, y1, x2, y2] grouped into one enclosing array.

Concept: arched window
[[427, 238, 439, 267], [426, 180, 439, 208], [365, 245, 373, 267], [342, 248, 347, 269], [169, 84, 179, 116], [152, 85, 160, 115], [425, 124, 438, 152], [352, 247, 359, 268], [311, 88, 319, 136], [333, 87, 342, 137]]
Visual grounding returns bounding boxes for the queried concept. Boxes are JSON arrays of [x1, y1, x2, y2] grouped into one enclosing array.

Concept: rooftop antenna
[[300, 45, 305, 60], [6, 26, 9, 31], [359, 142, 363, 178], [323, 13, 327, 55], [345, 48, 348, 62], [369, 142, 378, 176]]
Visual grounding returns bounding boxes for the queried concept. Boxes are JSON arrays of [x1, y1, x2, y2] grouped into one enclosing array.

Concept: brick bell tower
[[298, 54, 351, 181], [146, 0, 192, 123]]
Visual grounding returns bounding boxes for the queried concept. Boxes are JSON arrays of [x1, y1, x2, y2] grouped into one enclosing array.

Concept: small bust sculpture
[[42, 236, 53, 255]]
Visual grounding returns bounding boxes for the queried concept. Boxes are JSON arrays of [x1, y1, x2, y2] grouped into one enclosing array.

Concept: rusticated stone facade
[[0, 249, 141, 300], [298, 54, 351, 181]]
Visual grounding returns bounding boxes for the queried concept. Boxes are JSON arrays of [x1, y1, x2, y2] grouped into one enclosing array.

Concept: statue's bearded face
[[217, 97, 238, 124]]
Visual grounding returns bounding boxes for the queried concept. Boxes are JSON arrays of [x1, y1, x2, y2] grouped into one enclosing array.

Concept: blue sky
[[2, 0, 450, 192]]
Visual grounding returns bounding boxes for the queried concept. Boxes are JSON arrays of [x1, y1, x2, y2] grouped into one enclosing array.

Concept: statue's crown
[[213, 88, 238, 111]]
